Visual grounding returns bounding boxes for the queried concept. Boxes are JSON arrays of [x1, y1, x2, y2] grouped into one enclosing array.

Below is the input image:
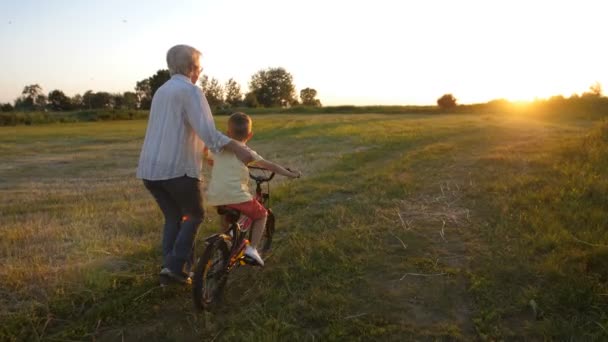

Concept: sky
[[0, 0, 607, 105]]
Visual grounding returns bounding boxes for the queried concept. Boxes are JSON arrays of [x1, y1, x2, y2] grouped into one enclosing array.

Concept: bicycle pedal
[[241, 255, 253, 265], [242, 255, 264, 267]]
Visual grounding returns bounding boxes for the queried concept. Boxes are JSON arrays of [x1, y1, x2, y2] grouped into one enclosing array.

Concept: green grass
[[1, 113, 607, 340]]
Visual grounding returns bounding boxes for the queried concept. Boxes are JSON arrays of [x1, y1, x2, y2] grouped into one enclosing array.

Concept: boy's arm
[[253, 159, 301, 178]]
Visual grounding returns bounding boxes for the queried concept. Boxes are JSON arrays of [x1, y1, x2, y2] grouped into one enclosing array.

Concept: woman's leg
[[143, 180, 181, 269], [162, 176, 204, 275]]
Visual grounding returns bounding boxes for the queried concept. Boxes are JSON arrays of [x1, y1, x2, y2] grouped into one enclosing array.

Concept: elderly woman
[[136, 44, 252, 284]]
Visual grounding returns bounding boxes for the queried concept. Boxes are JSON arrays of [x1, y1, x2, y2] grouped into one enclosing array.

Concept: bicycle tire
[[192, 237, 230, 311]]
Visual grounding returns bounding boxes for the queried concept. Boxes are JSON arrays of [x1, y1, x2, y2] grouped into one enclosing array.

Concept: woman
[[136, 44, 253, 284]]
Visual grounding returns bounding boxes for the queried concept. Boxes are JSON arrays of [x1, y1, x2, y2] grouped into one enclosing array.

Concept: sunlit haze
[[1, 0, 606, 105]]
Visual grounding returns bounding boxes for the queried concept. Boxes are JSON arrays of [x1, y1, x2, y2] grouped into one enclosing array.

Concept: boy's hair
[[228, 112, 252, 141]]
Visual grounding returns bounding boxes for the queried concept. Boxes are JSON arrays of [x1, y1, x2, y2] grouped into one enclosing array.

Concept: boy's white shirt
[[206, 142, 264, 206]]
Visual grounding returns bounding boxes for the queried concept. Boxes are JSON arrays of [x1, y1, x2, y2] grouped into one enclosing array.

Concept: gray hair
[[166, 44, 201, 76]]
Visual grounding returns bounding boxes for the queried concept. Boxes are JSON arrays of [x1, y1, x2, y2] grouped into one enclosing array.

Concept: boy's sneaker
[[244, 245, 264, 267]]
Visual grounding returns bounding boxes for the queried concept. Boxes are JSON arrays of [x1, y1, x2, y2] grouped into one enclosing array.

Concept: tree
[[244, 91, 260, 108], [248, 67, 297, 107], [135, 79, 151, 109], [300, 88, 322, 106], [83, 90, 95, 109], [1, 103, 14, 112], [36, 94, 48, 111], [113, 93, 125, 109], [17, 84, 45, 110], [121, 91, 138, 109], [149, 70, 170, 97], [48, 90, 72, 111], [225, 78, 243, 107], [437, 94, 457, 109], [113, 92, 138, 110], [91, 92, 113, 109], [205, 78, 224, 108], [199, 75, 209, 91], [71, 94, 83, 109], [82, 91, 112, 109], [134, 69, 170, 109], [22, 84, 43, 100], [583, 82, 602, 98], [14, 97, 33, 111]]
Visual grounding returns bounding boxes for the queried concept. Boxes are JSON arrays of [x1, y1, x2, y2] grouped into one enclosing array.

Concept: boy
[[206, 112, 301, 266]]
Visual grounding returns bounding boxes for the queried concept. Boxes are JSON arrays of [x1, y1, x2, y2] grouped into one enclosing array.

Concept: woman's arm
[[224, 140, 255, 164], [184, 87, 253, 164]]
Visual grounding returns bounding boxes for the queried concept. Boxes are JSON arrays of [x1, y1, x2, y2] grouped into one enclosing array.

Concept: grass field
[[1, 113, 608, 340]]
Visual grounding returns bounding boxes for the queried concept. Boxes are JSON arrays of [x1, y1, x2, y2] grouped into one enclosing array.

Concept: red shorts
[[226, 199, 267, 220]]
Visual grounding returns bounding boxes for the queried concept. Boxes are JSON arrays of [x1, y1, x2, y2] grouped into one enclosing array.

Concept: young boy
[[206, 112, 300, 266]]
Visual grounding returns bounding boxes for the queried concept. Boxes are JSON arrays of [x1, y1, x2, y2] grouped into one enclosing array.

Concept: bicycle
[[192, 166, 276, 311]]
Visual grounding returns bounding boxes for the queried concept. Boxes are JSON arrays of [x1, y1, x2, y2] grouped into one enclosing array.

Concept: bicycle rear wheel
[[192, 237, 229, 311]]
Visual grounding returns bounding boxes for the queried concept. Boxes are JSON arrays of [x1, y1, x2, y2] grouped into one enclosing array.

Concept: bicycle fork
[[228, 238, 251, 269]]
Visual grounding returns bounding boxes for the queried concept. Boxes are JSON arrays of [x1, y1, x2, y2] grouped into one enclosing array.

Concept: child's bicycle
[[192, 166, 276, 311]]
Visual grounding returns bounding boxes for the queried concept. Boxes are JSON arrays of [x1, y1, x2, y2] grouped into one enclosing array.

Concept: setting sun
[[1, 0, 606, 105]]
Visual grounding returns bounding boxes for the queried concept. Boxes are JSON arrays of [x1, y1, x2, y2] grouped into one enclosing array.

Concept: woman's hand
[[203, 147, 214, 166]]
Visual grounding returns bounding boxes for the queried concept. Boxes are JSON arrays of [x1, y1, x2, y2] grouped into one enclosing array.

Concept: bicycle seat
[[216, 206, 240, 224]]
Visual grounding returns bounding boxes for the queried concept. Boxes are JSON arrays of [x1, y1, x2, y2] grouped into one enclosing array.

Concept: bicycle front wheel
[[192, 237, 229, 311]]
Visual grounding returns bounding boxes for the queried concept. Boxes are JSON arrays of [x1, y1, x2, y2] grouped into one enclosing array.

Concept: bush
[[0, 109, 150, 126], [0, 113, 18, 126]]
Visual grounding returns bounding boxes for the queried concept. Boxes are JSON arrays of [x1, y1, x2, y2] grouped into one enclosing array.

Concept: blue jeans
[[143, 176, 204, 274]]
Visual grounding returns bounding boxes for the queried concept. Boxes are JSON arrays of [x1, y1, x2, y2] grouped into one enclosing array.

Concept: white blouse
[[136, 74, 231, 181]]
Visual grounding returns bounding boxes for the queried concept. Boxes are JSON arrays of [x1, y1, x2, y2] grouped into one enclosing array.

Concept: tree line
[[0, 67, 322, 112]]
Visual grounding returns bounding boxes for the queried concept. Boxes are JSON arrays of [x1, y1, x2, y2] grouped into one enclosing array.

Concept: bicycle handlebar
[[248, 166, 275, 182]]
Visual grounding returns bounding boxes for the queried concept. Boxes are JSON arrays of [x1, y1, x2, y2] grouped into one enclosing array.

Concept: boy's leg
[[250, 216, 268, 249], [227, 200, 268, 250], [226, 200, 268, 266]]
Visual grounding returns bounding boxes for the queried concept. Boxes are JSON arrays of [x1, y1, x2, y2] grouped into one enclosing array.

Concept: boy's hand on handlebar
[[286, 168, 301, 179]]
